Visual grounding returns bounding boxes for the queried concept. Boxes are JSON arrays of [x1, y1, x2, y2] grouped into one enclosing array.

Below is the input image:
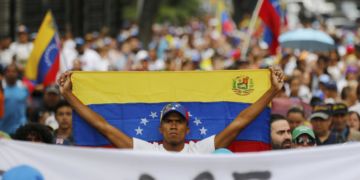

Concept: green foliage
[[121, 0, 202, 25], [123, 2, 138, 22], [156, 0, 202, 25]]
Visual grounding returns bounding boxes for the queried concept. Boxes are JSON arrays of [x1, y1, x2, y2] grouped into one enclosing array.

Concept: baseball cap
[[160, 103, 189, 122], [310, 104, 331, 120], [45, 84, 60, 95], [292, 125, 315, 141], [331, 103, 348, 115], [17, 25, 28, 33], [319, 74, 330, 84], [324, 80, 337, 91]]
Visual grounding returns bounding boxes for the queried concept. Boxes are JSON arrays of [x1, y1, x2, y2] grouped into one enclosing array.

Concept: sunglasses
[[295, 136, 315, 145]]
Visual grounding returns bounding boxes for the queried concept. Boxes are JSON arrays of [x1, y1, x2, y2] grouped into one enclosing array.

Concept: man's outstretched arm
[[58, 72, 133, 149], [214, 67, 284, 148]]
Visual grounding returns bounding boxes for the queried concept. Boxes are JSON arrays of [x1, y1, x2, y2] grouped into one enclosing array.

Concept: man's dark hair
[[12, 123, 53, 144], [310, 96, 323, 107], [55, 100, 71, 114], [4, 64, 19, 73], [341, 86, 352, 100], [270, 114, 287, 125], [286, 106, 305, 117]]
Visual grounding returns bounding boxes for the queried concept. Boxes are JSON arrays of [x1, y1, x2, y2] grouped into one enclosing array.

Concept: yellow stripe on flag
[[25, 11, 56, 80], [72, 70, 271, 105]]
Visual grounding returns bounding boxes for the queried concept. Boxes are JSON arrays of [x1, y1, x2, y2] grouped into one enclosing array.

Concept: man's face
[[332, 113, 348, 132], [44, 92, 60, 109], [287, 112, 305, 131], [159, 112, 189, 146], [311, 118, 331, 136], [4, 65, 18, 85], [55, 106, 72, 130], [18, 32, 29, 43], [348, 112, 360, 130], [293, 134, 316, 148], [271, 120, 292, 149]]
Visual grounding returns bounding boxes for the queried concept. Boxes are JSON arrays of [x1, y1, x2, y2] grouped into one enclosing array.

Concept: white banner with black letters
[[1, 139, 360, 180]]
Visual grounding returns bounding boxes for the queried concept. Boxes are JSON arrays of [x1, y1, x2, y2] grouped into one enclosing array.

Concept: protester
[[12, 123, 53, 144], [348, 111, 360, 132], [331, 103, 360, 142], [9, 25, 33, 69], [270, 114, 292, 150], [286, 106, 307, 132], [28, 84, 61, 130], [0, 64, 28, 134], [54, 100, 73, 145], [292, 125, 316, 148], [310, 104, 339, 145], [57, 67, 284, 153]]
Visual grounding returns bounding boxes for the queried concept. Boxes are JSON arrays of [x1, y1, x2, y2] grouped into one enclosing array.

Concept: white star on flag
[[199, 126, 207, 135], [140, 118, 149, 126], [193, 117, 202, 126], [135, 126, 143, 135], [149, 112, 158, 119], [188, 111, 192, 117]]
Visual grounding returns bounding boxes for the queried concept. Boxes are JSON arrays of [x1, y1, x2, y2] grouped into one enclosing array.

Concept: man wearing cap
[[292, 125, 317, 148], [331, 103, 360, 142], [58, 67, 284, 153], [29, 84, 61, 130], [9, 25, 33, 68], [310, 104, 339, 145]]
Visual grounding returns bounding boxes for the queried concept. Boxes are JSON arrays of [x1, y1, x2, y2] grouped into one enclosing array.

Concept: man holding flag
[[58, 67, 284, 153]]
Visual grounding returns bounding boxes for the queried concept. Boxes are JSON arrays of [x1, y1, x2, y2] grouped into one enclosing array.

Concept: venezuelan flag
[[25, 11, 60, 86], [216, 0, 234, 35], [72, 70, 272, 152], [259, 0, 282, 55]]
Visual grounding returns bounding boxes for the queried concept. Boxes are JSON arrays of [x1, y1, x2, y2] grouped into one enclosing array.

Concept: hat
[[325, 81, 337, 91], [310, 104, 330, 120], [292, 125, 315, 141], [160, 103, 189, 122], [75, 37, 85, 47], [17, 25, 28, 33], [345, 66, 358, 74], [310, 112, 329, 120], [3, 165, 44, 180], [331, 103, 348, 115], [45, 85, 60, 95], [319, 74, 330, 84], [135, 50, 149, 62]]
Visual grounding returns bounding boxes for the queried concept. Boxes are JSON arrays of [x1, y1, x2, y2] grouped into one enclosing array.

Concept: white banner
[[1, 139, 360, 180]]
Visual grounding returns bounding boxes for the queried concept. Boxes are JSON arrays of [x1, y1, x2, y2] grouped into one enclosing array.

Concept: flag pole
[[241, 0, 264, 60]]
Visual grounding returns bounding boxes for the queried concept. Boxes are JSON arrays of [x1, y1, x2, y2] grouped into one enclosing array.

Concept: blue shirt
[[0, 81, 28, 134]]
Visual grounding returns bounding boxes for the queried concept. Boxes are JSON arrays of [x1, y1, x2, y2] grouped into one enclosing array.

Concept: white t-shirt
[[133, 135, 215, 154]]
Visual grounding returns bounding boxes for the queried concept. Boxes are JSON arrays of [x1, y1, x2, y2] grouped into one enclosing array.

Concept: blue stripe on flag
[[73, 102, 270, 146], [36, 37, 59, 83]]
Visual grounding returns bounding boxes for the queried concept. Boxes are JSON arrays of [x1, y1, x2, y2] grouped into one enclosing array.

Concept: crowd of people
[[1, 13, 360, 152]]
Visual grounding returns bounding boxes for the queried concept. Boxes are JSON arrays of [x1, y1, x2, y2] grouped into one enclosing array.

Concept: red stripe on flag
[[82, 141, 271, 153], [227, 141, 271, 152], [43, 52, 60, 87]]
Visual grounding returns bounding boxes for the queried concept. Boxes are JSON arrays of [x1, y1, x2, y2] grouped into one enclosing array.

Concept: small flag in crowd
[[72, 70, 272, 152], [216, 0, 235, 35], [259, 0, 283, 55], [25, 10, 60, 87]]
